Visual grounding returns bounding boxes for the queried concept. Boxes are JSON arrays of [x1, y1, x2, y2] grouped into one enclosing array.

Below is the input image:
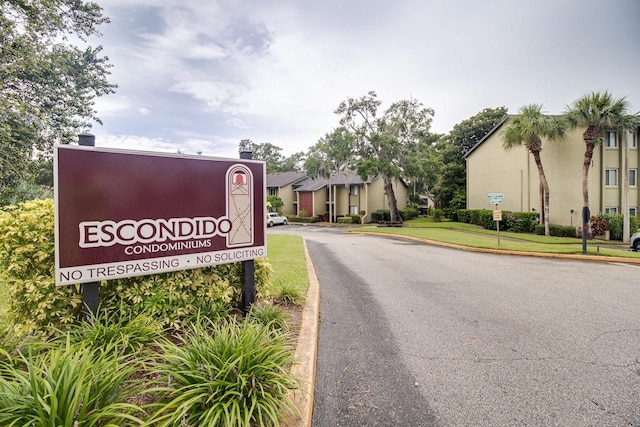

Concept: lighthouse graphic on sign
[[226, 164, 254, 247]]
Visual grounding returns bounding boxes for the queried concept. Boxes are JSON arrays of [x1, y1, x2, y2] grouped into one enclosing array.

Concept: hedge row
[[286, 215, 321, 223], [456, 209, 539, 233], [0, 199, 271, 331], [371, 208, 419, 222]]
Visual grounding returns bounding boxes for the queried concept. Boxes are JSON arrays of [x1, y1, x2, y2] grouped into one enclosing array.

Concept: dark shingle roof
[[266, 171, 308, 188], [295, 171, 373, 192]]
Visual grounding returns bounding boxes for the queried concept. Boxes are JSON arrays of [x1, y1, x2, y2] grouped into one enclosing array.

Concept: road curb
[[283, 239, 320, 427]]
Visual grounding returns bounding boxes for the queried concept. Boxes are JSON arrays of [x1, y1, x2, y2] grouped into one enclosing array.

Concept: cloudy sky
[[90, 0, 640, 159]]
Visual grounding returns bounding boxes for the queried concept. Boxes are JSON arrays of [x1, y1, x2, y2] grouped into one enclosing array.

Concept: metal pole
[[78, 134, 100, 319], [239, 150, 255, 314], [495, 203, 500, 246], [582, 206, 590, 255]]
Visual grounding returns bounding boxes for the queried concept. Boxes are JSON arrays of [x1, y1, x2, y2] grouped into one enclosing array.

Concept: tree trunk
[[383, 173, 401, 222], [582, 126, 601, 209], [582, 126, 601, 235], [531, 149, 550, 236]]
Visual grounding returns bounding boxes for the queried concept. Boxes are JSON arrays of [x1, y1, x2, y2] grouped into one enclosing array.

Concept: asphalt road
[[269, 225, 640, 426]]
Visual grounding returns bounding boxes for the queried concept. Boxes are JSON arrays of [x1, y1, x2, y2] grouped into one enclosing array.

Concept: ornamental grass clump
[[148, 317, 299, 426], [249, 303, 290, 333], [51, 307, 163, 356], [0, 341, 145, 426]]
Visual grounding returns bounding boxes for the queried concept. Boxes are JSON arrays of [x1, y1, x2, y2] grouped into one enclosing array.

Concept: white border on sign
[[54, 144, 268, 286], [57, 245, 267, 285]]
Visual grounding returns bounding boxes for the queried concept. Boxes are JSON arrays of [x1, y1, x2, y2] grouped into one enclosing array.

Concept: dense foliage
[[433, 107, 508, 208], [456, 209, 539, 233], [1, 0, 115, 205], [0, 199, 271, 331], [336, 91, 435, 222], [148, 318, 298, 426]]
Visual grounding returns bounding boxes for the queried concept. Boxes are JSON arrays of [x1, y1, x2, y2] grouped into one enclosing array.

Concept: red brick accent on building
[[299, 192, 313, 215]]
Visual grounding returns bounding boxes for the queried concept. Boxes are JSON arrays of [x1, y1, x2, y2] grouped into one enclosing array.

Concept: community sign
[[54, 146, 266, 286]]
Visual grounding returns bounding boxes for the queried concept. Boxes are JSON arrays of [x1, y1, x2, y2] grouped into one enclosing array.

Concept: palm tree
[[502, 104, 566, 236], [565, 92, 635, 232]]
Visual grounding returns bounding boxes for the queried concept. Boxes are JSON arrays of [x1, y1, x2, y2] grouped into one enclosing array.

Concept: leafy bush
[[52, 308, 163, 356], [504, 212, 539, 233], [0, 200, 83, 330], [0, 342, 144, 426], [399, 207, 419, 221], [590, 215, 608, 236], [0, 199, 271, 331], [433, 208, 444, 222], [371, 209, 391, 222], [456, 209, 471, 223], [148, 318, 299, 426], [249, 303, 289, 333], [287, 215, 321, 223], [535, 224, 576, 237], [337, 216, 352, 224], [603, 213, 638, 241], [298, 209, 310, 218], [272, 281, 304, 305], [350, 214, 361, 224]]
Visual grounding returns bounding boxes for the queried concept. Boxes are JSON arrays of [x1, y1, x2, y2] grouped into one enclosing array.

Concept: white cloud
[[94, 0, 640, 157]]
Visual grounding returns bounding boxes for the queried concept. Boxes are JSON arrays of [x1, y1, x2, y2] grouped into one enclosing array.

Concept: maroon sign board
[[54, 145, 266, 286]]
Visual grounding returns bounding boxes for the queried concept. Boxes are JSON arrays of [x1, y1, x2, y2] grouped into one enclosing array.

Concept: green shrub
[[0, 342, 144, 426], [478, 209, 495, 230], [504, 212, 539, 233], [52, 308, 163, 356], [456, 209, 471, 223], [272, 280, 304, 306], [535, 224, 576, 237], [371, 209, 391, 222], [399, 207, 419, 221], [0, 199, 271, 332], [0, 200, 83, 330], [350, 214, 361, 224], [287, 215, 321, 224], [602, 213, 638, 240], [337, 216, 352, 224], [433, 208, 444, 222], [249, 303, 289, 333], [148, 318, 299, 426]]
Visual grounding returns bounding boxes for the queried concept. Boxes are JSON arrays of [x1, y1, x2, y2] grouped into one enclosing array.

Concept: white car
[[266, 212, 288, 227], [630, 232, 640, 252]]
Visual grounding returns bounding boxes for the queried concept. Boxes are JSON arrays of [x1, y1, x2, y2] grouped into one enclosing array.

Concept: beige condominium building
[[267, 171, 407, 222], [465, 117, 640, 227]]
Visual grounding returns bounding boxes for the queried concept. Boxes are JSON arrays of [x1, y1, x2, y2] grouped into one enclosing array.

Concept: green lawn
[[353, 218, 640, 259], [266, 233, 309, 303]]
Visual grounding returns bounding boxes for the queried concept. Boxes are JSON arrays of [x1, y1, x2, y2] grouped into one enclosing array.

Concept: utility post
[[78, 134, 100, 319], [239, 149, 255, 314]]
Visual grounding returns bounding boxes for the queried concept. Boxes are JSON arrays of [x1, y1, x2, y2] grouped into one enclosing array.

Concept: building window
[[630, 207, 637, 216], [605, 131, 617, 148], [349, 206, 358, 215], [268, 188, 278, 196], [349, 185, 358, 196], [605, 207, 618, 214], [630, 169, 637, 187], [629, 131, 637, 149], [605, 169, 618, 186]]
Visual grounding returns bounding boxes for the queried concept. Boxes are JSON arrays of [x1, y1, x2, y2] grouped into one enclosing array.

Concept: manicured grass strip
[[266, 234, 309, 303], [355, 224, 640, 258]]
